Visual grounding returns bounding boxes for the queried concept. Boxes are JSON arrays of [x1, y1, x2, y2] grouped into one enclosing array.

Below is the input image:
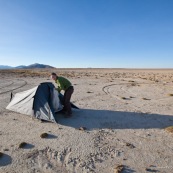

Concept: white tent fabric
[[6, 86, 38, 116], [6, 82, 63, 122], [52, 88, 63, 112]]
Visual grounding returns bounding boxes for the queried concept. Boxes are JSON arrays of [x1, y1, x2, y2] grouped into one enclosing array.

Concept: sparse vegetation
[[168, 94, 173, 96], [114, 164, 124, 173], [165, 126, 173, 134]]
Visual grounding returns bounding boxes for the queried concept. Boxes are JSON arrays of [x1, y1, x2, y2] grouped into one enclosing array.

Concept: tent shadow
[[0, 153, 12, 166], [57, 109, 173, 130]]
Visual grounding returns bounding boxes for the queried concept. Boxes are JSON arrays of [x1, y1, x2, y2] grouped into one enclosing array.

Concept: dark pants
[[63, 86, 74, 115]]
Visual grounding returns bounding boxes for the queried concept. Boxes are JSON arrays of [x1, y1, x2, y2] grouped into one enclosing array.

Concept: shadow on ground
[[56, 109, 173, 130], [22, 143, 35, 149], [0, 154, 12, 166]]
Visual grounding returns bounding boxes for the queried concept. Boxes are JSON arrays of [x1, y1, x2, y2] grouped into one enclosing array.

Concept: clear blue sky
[[0, 0, 173, 68]]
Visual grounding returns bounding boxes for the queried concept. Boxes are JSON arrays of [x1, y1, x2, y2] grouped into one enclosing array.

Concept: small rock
[[40, 133, 48, 138], [125, 143, 135, 149], [121, 97, 127, 100], [87, 91, 93, 93], [78, 127, 87, 131], [145, 168, 157, 172], [3, 148, 9, 151], [19, 142, 27, 148]]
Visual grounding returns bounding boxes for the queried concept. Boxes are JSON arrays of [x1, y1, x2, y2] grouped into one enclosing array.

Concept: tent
[[6, 82, 78, 123]]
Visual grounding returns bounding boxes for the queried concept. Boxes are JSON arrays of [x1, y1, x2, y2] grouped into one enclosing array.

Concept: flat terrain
[[0, 68, 173, 173]]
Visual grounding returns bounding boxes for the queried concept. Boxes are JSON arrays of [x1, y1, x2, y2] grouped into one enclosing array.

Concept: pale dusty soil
[[0, 69, 173, 173]]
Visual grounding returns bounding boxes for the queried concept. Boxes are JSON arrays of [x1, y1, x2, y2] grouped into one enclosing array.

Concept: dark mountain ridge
[[0, 63, 55, 69]]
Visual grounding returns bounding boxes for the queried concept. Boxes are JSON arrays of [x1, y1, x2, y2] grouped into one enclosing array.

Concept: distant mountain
[[0, 65, 13, 69], [15, 65, 27, 69], [0, 63, 55, 69], [25, 63, 55, 69]]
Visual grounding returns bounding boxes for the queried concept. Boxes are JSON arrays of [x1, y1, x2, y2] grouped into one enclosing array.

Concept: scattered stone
[[142, 98, 151, 100], [121, 97, 127, 100], [40, 133, 48, 138], [19, 142, 27, 148], [145, 168, 157, 172], [165, 126, 173, 134], [149, 165, 156, 167], [78, 127, 87, 131], [87, 91, 93, 93], [125, 143, 135, 149], [3, 148, 9, 151], [114, 165, 124, 173], [131, 83, 136, 86]]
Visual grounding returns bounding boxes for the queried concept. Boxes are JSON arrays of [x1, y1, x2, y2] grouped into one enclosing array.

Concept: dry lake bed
[[0, 68, 173, 173]]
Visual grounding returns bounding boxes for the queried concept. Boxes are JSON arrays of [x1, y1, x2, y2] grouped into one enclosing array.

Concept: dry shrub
[[165, 126, 173, 134], [114, 165, 124, 173]]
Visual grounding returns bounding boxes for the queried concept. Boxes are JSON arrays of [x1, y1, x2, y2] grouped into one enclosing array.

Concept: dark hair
[[51, 72, 57, 76]]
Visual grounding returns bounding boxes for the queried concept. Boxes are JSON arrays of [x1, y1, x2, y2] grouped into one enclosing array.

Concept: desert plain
[[0, 68, 173, 173]]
